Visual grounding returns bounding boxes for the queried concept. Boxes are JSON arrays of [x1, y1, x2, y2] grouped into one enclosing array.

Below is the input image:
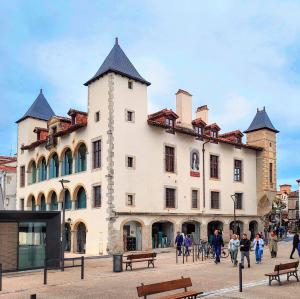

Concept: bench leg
[[269, 277, 271, 286], [278, 275, 281, 286]]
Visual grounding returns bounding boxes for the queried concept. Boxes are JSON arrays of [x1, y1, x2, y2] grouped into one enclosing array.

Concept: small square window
[[127, 156, 134, 168], [128, 81, 133, 89], [95, 111, 100, 122], [126, 110, 135, 122], [126, 194, 135, 206]]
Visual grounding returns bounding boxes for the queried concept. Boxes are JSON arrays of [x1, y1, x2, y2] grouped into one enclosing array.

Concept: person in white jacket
[[253, 233, 264, 264]]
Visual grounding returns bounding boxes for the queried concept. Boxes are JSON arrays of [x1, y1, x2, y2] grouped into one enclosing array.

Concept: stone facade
[[16, 40, 277, 255]]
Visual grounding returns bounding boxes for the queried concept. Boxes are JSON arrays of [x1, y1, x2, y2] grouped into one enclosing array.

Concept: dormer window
[[128, 81, 133, 89], [211, 130, 218, 138], [236, 136, 242, 143], [37, 131, 41, 141], [52, 126, 57, 135], [194, 126, 203, 135], [165, 118, 174, 127], [71, 115, 76, 125]]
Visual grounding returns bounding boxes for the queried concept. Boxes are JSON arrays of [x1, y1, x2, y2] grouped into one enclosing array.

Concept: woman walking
[[229, 234, 240, 266], [184, 234, 192, 256], [253, 233, 264, 264], [269, 231, 278, 258]]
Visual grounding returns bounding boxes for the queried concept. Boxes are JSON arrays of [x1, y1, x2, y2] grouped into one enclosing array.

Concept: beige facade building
[[16, 39, 279, 255]]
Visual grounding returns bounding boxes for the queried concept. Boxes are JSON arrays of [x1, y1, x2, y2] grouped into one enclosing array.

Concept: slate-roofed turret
[[84, 38, 150, 86], [16, 89, 55, 123]]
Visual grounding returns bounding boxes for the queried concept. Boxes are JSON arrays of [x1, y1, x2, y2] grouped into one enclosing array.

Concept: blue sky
[[1, 1, 300, 189]]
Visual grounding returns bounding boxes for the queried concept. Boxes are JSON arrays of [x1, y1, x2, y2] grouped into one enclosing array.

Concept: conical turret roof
[[16, 89, 55, 123], [84, 38, 150, 86], [244, 107, 279, 133]]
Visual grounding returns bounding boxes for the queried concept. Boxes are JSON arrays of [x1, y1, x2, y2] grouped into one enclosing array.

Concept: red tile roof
[[0, 165, 16, 172]]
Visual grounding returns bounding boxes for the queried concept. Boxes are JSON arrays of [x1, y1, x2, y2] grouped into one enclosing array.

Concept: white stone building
[[0, 156, 17, 210], [16, 39, 278, 255]]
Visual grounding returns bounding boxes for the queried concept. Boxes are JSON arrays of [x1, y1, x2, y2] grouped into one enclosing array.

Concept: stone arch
[[36, 155, 46, 166], [46, 189, 57, 204], [72, 184, 88, 201], [73, 140, 88, 157], [207, 220, 224, 243], [151, 218, 175, 248], [229, 220, 244, 237], [59, 146, 73, 161], [37, 192, 47, 211], [37, 192, 45, 205], [27, 159, 37, 185], [47, 150, 59, 165], [121, 218, 146, 252], [58, 187, 72, 203], [26, 193, 36, 210], [180, 218, 201, 244], [72, 219, 88, 253]]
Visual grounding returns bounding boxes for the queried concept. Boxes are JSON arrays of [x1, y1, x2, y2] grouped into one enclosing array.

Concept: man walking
[[240, 233, 250, 268], [212, 229, 224, 264], [175, 231, 184, 256], [290, 230, 299, 259]]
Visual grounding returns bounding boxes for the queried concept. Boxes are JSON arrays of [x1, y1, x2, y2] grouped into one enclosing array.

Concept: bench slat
[[123, 259, 156, 263], [137, 278, 192, 297], [158, 290, 203, 299], [274, 261, 299, 271], [127, 253, 156, 260]]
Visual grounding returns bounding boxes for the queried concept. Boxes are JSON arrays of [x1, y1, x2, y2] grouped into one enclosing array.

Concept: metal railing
[[44, 256, 84, 285]]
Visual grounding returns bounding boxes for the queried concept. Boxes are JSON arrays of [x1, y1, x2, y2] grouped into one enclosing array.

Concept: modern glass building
[[0, 211, 60, 272]]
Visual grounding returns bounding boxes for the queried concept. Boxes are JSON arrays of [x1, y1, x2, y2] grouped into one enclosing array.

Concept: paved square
[[1, 240, 299, 298]]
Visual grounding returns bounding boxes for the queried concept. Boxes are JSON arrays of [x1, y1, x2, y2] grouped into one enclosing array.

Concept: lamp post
[[59, 178, 70, 271], [231, 194, 237, 235]]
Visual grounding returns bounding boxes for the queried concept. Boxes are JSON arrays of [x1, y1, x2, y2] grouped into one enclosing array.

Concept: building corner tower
[[244, 107, 279, 217]]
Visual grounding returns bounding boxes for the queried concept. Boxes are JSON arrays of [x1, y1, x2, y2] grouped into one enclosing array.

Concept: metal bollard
[[0, 263, 2, 291], [81, 256, 84, 280], [44, 265, 47, 285], [239, 262, 243, 292]]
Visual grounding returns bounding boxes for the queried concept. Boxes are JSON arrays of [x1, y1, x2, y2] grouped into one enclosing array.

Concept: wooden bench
[[265, 261, 299, 285], [123, 252, 156, 271], [137, 277, 203, 299]]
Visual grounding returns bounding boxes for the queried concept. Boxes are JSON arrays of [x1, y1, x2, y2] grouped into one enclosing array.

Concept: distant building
[[16, 39, 278, 255], [278, 184, 299, 230], [0, 156, 17, 210]]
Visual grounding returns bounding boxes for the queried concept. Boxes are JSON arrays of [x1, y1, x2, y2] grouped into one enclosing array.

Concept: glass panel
[[76, 188, 86, 209], [65, 190, 72, 210], [76, 144, 87, 172], [18, 222, 46, 270], [40, 195, 46, 211], [50, 193, 58, 210]]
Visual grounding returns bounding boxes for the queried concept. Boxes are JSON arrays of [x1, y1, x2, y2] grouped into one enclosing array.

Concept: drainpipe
[[202, 140, 211, 209]]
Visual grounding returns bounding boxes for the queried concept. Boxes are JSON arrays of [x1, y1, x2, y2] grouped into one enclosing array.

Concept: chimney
[[196, 105, 209, 124], [176, 89, 192, 127], [279, 184, 291, 195]]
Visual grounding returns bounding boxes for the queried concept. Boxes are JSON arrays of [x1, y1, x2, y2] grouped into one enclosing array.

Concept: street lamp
[[59, 178, 70, 271], [231, 194, 237, 235]]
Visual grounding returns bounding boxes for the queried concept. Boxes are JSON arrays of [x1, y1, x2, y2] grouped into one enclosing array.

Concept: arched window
[[50, 192, 58, 210], [76, 187, 87, 209], [38, 157, 47, 181], [28, 161, 37, 184], [49, 153, 59, 179], [31, 196, 36, 211], [62, 149, 73, 176], [40, 195, 46, 211], [64, 189, 72, 210], [75, 144, 87, 172]]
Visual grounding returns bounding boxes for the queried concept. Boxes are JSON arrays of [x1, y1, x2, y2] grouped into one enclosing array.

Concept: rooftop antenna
[[115, 37, 119, 45]]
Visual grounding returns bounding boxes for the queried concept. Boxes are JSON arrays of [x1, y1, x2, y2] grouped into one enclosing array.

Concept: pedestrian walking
[[269, 231, 278, 258], [175, 231, 184, 256], [240, 233, 250, 268], [290, 230, 299, 259], [253, 233, 264, 264], [229, 234, 240, 266], [212, 229, 224, 264], [184, 234, 192, 256]]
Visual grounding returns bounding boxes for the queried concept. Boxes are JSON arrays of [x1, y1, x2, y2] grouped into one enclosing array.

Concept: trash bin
[[113, 254, 123, 272]]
